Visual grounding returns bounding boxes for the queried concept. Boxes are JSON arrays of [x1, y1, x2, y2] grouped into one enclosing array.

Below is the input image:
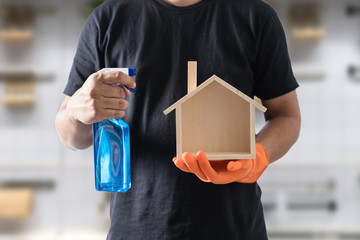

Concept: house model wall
[[163, 62, 267, 160]]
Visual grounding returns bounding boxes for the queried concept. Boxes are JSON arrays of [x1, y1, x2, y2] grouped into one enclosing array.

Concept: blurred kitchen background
[[0, 0, 360, 239]]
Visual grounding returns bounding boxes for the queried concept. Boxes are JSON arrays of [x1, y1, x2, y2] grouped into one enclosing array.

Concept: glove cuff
[[255, 143, 270, 165]]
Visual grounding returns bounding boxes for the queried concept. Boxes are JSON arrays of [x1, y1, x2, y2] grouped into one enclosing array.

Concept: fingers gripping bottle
[[93, 68, 136, 192]]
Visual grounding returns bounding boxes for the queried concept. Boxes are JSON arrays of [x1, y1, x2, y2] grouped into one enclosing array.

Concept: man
[[55, 0, 301, 239]]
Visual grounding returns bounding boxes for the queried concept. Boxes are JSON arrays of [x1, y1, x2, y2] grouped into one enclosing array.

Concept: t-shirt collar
[[151, 0, 212, 14]]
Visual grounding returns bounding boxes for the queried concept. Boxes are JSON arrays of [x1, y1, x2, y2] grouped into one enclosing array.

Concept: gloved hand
[[173, 143, 270, 184]]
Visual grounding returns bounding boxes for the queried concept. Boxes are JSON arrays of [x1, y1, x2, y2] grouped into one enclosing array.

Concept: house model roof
[[163, 75, 267, 115]]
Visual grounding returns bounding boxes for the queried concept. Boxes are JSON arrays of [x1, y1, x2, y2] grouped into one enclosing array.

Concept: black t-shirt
[[64, 0, 298, 239]]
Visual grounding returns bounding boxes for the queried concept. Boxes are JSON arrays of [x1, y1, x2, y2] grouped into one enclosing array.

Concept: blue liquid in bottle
[[93, 119, 131, 192]]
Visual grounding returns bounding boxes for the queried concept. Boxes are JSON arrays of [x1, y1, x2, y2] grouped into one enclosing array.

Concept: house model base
[[163, 62, 266, 160]]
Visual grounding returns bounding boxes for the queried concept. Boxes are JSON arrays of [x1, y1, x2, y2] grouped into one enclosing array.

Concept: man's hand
[[66, 71, 136, 125], [173, 143, 269, 184], [55, 71, 136, 150]]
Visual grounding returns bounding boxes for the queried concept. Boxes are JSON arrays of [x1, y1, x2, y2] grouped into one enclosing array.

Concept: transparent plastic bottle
[[93, 119, 131, 192], [92, 68, 135, 193]]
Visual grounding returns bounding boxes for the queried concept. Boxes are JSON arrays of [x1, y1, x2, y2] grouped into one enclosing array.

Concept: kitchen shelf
[[0, 70, 55, 107], [2, 94, 35, 107], [0, 29, 33, 42], [290, 27, 326, 40], [0, 180, 55, 190], [0, 70, 54, 82]]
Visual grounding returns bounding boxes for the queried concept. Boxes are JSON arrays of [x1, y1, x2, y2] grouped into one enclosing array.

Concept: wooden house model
[[163, 62, 267, 160]]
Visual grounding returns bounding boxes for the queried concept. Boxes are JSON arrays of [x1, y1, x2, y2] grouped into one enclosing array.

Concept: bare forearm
[[55, 112, 92, 150], [256, 115, 300, 163], [55, 98, 93, 150], [255, 90, 301, 163]]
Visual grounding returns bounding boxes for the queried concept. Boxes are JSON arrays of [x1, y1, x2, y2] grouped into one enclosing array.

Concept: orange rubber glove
[[173, 143, 270, 184]]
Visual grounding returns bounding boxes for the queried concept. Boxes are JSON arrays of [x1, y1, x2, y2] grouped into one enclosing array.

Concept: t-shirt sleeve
[[253, 3, 299, 100], [63, 12, 103, 96]]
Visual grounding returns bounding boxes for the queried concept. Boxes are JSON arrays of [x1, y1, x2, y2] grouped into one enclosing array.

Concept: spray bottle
[[93, 68, 136, 192]]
